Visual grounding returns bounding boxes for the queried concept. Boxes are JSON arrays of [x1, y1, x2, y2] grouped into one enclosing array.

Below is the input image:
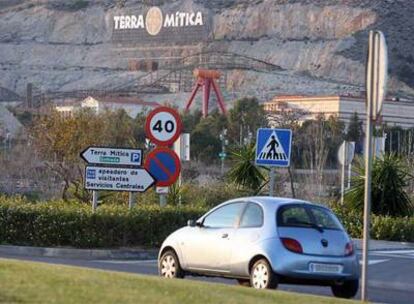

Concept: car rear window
[[277, 204, 342, 231]]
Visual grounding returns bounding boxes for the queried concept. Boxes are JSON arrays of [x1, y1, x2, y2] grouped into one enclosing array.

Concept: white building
[[55, 96, 161, 118], [263, 95, 414, 129]]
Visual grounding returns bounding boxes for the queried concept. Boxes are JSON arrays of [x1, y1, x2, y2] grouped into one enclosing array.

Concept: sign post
[[145, 107, 182, 207], [255, 128, 292, 196], [81, 146, 152, 212], [338, 141, 355, 204], [84, 166, 155, 192], [361, 30, 387, 302], [81, 147, 143, 166], [128, 192, 135, 210], [174, 133, 190, 205], [92, 190, 98, 213], [145, 106, 182, 147]]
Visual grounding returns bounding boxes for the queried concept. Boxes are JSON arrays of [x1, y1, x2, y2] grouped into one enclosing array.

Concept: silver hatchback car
[[158, 197, 360, 298]]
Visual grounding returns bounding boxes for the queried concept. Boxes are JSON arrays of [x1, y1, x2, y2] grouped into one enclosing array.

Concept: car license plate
[[309, 263, 343, 274]]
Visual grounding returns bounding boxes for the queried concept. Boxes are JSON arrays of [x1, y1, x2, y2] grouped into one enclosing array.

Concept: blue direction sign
[[144, 147, 181, 187], [255, 128, 292, 167]]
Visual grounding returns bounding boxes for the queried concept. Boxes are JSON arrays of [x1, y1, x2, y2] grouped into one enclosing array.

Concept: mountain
[[0, 0, 413, 105]]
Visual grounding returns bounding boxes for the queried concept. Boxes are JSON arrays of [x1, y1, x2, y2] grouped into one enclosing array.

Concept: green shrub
[[0, 196, 206, 248], [1, 196, 413, 249], [345, 154, 413, 217], [331, 204, 414, 242]]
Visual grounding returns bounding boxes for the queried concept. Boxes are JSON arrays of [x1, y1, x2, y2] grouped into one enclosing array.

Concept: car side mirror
[[187, 220, 196, 227], [196, 221, 203, 227]]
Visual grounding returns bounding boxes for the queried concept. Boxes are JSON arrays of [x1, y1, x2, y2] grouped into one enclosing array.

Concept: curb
[[0, 245, 158, 260], [354, 239, 414, 251]]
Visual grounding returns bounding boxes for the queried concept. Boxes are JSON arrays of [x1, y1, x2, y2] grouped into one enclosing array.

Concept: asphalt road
[[1, 249, 414, 304]]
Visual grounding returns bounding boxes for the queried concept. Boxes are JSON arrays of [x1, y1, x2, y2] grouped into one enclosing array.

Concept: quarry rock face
[[0, 0, 413, 101]]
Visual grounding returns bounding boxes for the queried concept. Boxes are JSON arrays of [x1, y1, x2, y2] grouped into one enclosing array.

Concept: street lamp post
[[219, 129, 228, 175]]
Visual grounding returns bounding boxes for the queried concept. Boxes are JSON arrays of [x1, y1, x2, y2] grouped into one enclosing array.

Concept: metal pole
[[178, 174, 182, 206], [362, 33, 376, 302], [92, 191, 98, 213], [347, 163, 352, 189], [361, 106, 373, 302], [341, 142, 346, 205], [128, 192, 134, 210], [269, 167, 276, 196], [160, 194, 167, 207]]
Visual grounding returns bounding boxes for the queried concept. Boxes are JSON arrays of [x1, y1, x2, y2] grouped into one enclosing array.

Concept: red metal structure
[[184, 68, 227, 117]]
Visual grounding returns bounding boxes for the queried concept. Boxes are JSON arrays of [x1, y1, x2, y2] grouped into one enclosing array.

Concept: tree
[[345, 154, 413, 216], [294, 115, 344, 197], [227, 144, 267, 193], [189, 110, 227, 162], [182, 110, 202, 133], [228, 97, 268, 146], [31, 109, 137, 201], [345, 112, 364, 153]]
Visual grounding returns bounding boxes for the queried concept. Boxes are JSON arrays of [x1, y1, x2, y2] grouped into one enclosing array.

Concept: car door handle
[[221, 233, 229, 238]]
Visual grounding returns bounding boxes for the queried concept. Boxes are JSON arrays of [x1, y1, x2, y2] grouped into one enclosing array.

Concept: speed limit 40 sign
[[145, 107, 182, 146]]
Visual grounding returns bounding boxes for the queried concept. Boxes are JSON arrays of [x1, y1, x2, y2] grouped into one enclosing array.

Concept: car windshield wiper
[[294, 221, 324, 233]]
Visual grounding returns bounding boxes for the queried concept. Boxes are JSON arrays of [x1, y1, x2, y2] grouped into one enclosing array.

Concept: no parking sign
[[144, 147, 181, 187]]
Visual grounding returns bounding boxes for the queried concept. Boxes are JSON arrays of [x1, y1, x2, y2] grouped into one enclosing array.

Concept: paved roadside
[[0, 245, 158, 260], [1, 239, 412, 260]]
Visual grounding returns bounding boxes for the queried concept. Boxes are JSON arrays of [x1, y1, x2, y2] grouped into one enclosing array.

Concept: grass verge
[[0, 259, 358, 304]]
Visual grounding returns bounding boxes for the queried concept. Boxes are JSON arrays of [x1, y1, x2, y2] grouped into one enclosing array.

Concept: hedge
[[332, 205, 414, 242], [0, 196, 207, 248], [0, 196, 413, 248]]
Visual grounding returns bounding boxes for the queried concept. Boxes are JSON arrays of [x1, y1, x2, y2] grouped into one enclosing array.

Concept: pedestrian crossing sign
[[255, 128, 292, 167]]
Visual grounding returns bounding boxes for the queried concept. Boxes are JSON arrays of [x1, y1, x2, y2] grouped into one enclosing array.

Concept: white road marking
[[370, 249, 414, 259], [92, 259, 157, 264], [373, 250, 414, 255], [359, 259, 389, 265]]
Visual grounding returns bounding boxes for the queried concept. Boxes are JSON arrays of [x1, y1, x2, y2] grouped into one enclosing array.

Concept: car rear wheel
[[250, 259, 278, 289], [159, 250, 184, 279], [331, 279, 359, 298]]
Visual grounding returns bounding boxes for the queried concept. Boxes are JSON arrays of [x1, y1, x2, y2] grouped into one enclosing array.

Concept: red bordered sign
[[144, 147, 181, 187], [145, 107, 182, 146]]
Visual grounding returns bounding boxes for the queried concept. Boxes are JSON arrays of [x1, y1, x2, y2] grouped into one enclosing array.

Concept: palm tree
[[345, 154, 413, 216], [227, 144, 268, 193]]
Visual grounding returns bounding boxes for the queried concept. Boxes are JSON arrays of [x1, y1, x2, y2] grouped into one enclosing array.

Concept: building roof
[[92, 96, 161, 107], [55, 96, 161, 108], [267, 94, 414, 105]]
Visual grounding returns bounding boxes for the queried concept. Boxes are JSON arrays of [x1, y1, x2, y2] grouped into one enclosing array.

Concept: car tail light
[[345, 241, 354, 256], [281, 237, 303, 254]]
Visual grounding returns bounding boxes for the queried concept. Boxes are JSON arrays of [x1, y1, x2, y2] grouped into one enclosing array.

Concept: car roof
[[226, 196, 321, 208]]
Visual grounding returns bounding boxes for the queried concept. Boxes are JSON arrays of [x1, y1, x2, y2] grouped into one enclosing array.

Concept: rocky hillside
[[0, 0, 413, 103]]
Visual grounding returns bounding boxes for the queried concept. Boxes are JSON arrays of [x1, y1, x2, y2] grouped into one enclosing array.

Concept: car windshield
[[277, 204, 343, 231]]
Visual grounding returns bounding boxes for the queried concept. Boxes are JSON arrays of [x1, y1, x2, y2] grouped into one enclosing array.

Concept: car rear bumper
[[269, 250, 359, 281]]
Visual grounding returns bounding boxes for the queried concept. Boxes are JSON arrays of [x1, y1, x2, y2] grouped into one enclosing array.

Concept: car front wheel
[[331, 279, 359, 298], [159, 250, 184, 279], [250, 259, 278, 289]]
